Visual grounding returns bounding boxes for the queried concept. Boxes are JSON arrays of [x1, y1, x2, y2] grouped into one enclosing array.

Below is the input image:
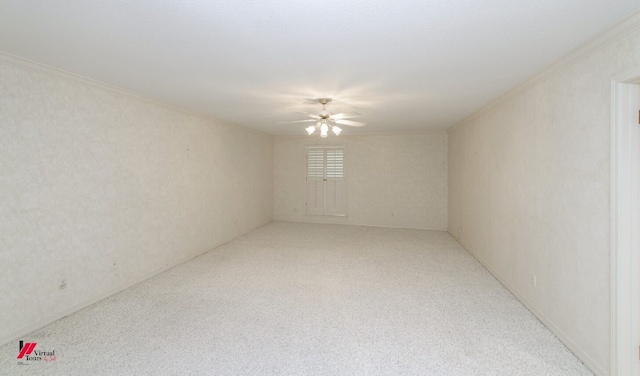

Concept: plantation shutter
[[325, 148, 343, 179], [307, 149, 325, 179], [306, 148, 325, 215], [325, 148, 346, 215], [306, 147, 346, 216]]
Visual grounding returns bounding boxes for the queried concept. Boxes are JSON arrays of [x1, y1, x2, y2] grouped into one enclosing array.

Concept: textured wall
[[0, 56, 273, 345], [274, 132, 447, 230], [447, 22, 640, 374]]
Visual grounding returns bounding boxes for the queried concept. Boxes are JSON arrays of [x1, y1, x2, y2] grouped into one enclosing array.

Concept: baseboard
[[452, 234, 608, 376], [274, 219, 448, 232], [0, 221, 271, 348]]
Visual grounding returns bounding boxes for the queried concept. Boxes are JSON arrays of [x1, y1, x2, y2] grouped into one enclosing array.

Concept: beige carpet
[[0, 222, 592, 375]]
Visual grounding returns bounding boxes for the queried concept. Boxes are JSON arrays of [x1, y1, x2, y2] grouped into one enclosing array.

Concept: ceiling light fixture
[[320, 122, 329, 138], [306, 119, 343, 138], [279, 98, 366, 137]]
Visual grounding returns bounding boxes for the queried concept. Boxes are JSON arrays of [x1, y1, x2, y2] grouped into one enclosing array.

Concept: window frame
[[305, 146, 347, 217]]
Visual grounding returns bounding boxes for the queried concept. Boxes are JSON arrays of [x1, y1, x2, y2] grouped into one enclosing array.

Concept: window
[[306, 146, 346, 216]]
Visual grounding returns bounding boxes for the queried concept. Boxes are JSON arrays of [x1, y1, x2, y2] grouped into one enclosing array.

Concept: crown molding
[[448, 9, 640, 134], [0, 52, 272, 138]]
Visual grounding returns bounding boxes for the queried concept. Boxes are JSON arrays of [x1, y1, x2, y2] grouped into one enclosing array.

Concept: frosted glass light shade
[[306, 125, 316, 135]]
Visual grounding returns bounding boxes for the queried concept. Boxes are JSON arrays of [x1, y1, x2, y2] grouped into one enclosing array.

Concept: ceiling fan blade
[[334, 119, 366, 127], [296, 111, 320, 119], [331, 112, 362, 120], [328, 98, 362, 109], [277, 119, 317, 124]]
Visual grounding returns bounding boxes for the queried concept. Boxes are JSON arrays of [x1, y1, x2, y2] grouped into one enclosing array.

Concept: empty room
[[2, 1, 640, 375]]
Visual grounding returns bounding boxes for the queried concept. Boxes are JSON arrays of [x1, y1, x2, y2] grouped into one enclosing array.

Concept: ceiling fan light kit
[[284, 98, 365, 137], [305, 120, 342, 137]]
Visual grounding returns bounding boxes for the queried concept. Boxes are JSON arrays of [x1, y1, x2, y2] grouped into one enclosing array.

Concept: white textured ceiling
[[1, 1, 639, 135]]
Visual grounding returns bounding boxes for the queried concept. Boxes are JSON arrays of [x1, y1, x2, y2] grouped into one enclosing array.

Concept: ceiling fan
[[281, 98, 366, 137]]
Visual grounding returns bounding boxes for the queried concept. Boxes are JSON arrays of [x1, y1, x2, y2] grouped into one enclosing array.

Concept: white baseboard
[[0, 221, 271, 348], [452, 234, 608, 376], [275, 219, 448, 232]]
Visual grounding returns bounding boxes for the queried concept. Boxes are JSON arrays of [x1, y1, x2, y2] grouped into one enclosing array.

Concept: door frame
[[611, 68, 640, 376]]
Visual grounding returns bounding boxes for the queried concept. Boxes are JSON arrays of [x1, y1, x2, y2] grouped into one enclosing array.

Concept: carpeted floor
[[0, 222, 592, 375]]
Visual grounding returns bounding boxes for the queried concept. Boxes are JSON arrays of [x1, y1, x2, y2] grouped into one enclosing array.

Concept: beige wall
[[0, 56, 273, 345], [274, 132, 447, 230], [447, 18, 640, 375]]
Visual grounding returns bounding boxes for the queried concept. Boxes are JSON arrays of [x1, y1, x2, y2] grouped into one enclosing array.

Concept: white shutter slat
[[326, 148, 344, 179], [307, 149, 325, 179]]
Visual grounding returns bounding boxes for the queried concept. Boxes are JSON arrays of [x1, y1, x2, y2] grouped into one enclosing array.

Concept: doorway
[[611, 69, 640, 376]]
